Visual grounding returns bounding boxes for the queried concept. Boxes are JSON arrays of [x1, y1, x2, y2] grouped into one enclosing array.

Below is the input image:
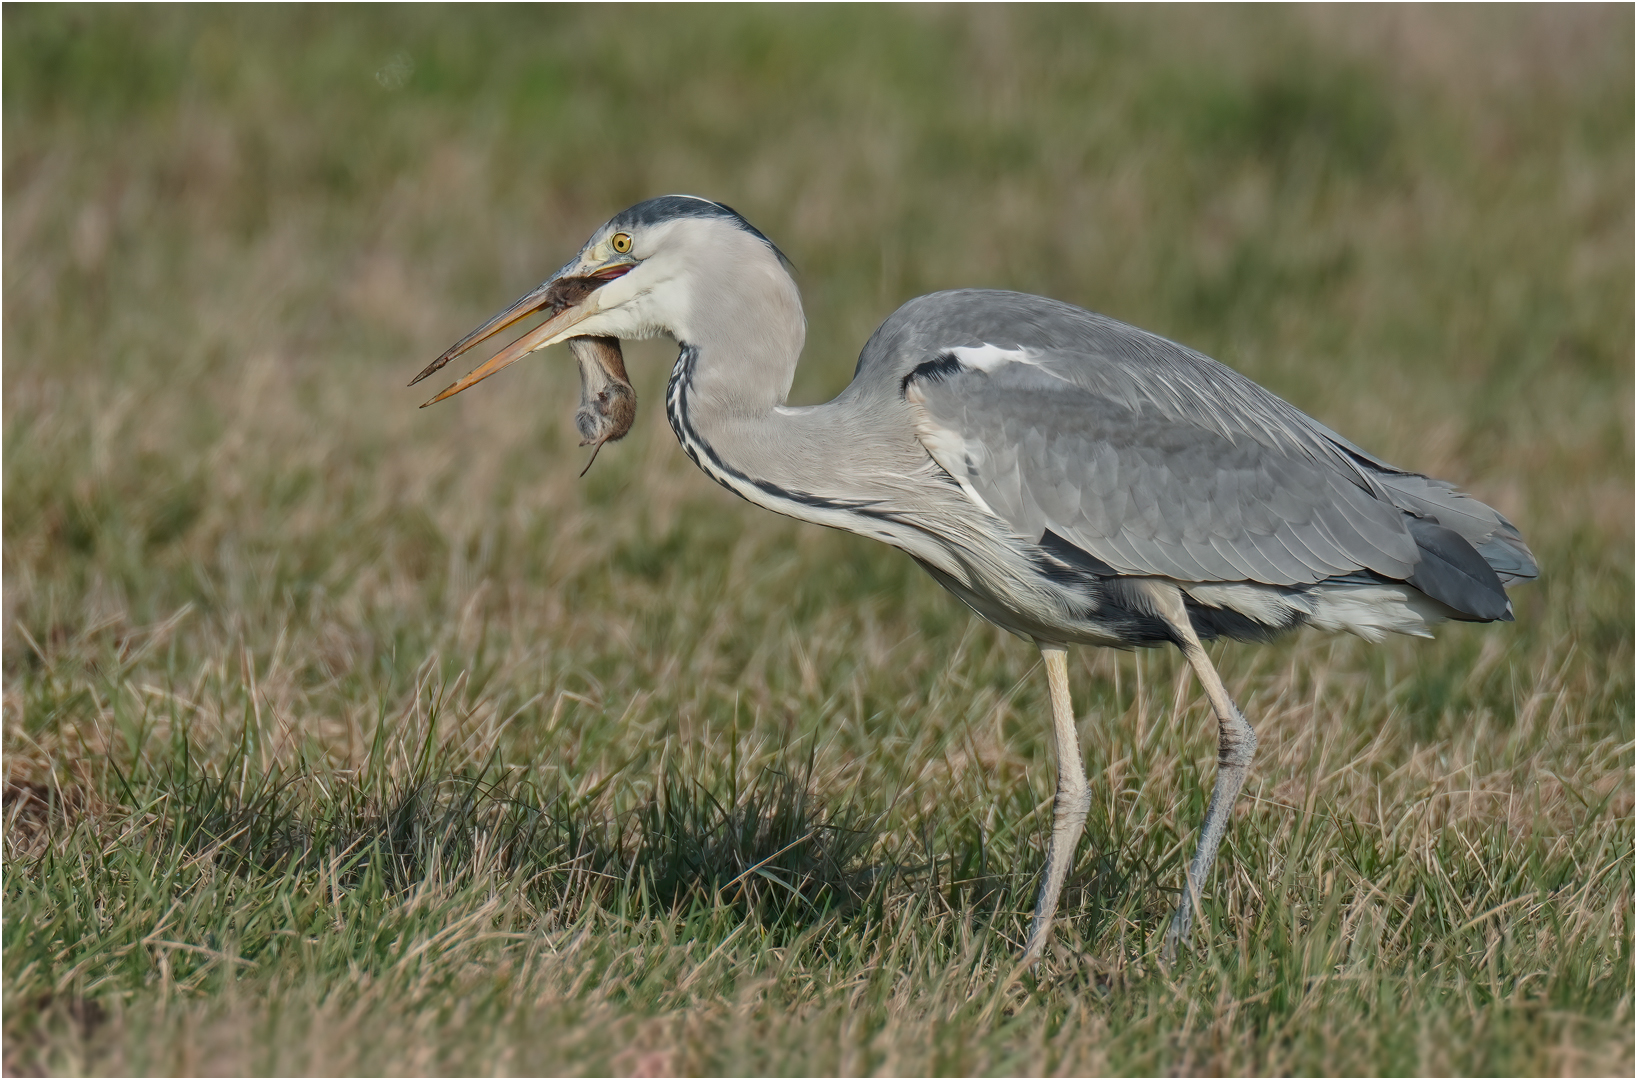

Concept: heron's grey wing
[[868, 290, 1532, 607], [904, 359, 1423, 587]]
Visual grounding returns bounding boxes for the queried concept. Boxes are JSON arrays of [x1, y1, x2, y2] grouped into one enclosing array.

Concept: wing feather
[[884, 291, 1531, 614], [908, 361, 1418, 587]]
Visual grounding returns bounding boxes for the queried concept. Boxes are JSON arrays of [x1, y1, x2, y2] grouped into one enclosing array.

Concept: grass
[[3, 5, 1632, 1076]]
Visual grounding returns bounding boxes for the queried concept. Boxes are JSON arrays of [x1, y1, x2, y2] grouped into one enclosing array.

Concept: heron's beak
[[410, 263, 632, 407]]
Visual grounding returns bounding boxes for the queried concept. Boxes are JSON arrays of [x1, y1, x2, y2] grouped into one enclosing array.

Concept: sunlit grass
[[4, 5, 1632, 1076]]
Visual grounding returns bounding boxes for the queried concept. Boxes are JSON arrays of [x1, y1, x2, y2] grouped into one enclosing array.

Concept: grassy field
[[3, 5, 1631, 1076]]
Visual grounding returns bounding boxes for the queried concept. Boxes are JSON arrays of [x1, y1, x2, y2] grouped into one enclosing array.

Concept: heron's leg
[[1023, 643, 1090, 963], [1141, 583, 1258, 958]]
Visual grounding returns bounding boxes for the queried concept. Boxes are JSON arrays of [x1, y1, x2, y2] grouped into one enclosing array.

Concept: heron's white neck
[[661, 252, 814, 493], [655, 235, 893, 519], [648, 227, 986, 589], [667, 235, 806, 415]]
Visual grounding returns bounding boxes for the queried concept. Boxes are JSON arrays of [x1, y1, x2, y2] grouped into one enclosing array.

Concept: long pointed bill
[[410, 280, 554, 387], [417, 301, 596, 407], [413, 259, 632, 407]]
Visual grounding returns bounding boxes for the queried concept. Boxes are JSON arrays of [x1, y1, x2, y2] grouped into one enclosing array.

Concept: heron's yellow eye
[[611, 232, 632, 254]]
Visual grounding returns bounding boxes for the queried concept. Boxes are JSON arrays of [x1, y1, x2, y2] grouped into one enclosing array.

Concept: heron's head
[[412, 195, 798, 406]]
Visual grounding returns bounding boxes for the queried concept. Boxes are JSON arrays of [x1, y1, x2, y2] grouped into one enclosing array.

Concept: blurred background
[[5, 4, 1628, 737], [3, 6, 1630, 1073]]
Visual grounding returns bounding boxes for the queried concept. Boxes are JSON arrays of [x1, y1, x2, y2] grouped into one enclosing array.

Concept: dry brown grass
[[4, 5, 1631, 1076]]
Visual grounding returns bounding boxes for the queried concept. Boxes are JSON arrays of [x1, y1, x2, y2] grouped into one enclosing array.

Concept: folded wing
[[895, 304, 1533, 622]]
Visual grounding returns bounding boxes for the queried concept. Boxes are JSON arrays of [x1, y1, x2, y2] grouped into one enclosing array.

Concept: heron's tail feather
[[1373, 471, 1539, 588]]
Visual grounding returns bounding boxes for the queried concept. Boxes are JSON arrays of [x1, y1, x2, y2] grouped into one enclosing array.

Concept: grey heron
[[411, 195, 1536, 961]]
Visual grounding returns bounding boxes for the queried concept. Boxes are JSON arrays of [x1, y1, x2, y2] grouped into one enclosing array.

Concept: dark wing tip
[[1403, 515, 1512, 622]]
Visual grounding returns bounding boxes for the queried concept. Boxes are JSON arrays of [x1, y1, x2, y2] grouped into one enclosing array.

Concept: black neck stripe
[[665, 344, 898, 521]]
